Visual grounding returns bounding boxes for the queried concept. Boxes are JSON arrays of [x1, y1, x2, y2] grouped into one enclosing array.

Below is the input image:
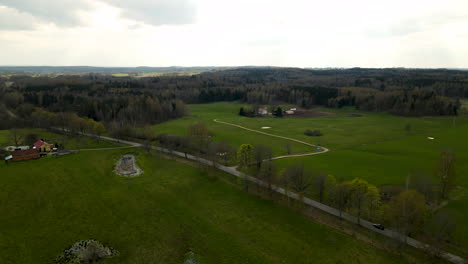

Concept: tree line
[[1, 67, 465, 131], [328, 88, 460, 116]]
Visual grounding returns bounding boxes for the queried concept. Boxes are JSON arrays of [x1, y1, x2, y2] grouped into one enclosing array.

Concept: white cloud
[[0, 0, 467, 67], [0, 0, 92, 27]]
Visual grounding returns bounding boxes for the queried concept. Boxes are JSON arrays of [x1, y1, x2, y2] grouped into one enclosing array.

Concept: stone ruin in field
[[115, 154, 143, 177], [54, 240, 119, 264]]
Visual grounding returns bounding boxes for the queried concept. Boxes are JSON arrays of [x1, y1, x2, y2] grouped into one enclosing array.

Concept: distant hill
[[1, 65, 467, 75], [0, 66, 228, 75]]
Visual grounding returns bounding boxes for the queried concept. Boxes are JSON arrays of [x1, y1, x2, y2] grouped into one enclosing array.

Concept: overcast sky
[[0, 0, 467, 68]]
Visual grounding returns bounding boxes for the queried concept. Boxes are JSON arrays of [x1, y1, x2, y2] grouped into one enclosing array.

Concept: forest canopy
[[0, 67, 465, 130]]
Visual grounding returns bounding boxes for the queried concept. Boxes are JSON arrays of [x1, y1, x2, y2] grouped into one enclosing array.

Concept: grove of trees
[[1, 67, 464, 133]]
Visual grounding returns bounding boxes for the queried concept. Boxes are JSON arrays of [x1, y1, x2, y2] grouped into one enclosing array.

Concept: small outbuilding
[[12, 149, 40, 161]]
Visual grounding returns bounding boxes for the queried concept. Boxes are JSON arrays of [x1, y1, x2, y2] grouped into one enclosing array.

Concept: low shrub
[[304, 129, 323, 137]]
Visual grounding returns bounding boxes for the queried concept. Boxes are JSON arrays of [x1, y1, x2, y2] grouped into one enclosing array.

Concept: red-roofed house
[[33, 140, 54, 152], [33, 140, 45, 148]]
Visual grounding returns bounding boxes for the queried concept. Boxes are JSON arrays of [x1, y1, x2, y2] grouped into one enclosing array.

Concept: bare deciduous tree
[[237, 144, 254, 192], [253, 144, 272, 169], [9, 128, 23, 146], [259, 160, 276, 196], [332, 181, 350, 220], [436, 150, 456, 200], [283, 164, 312, 205], [426, 209, 458, 245], [142, 140, 152, 153], [410, 171, 435, 204], [215, 141, 234, 166], [315, 173, 327, 203], [188, 122, 211, 153]]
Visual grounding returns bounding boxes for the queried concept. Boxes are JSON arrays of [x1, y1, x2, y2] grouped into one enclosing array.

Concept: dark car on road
[[373, 224, 385, 230]]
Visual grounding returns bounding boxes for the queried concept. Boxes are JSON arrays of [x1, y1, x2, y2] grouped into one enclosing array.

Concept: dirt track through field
[[213, 119, 330, 160]]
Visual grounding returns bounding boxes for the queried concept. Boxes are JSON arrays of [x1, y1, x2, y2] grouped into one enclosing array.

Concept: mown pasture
[[153, 102, 468, 248], [0, 149, 418, 264]]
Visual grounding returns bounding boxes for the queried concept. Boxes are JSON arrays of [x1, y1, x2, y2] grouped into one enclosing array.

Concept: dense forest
[[1, 67, 466, 130]]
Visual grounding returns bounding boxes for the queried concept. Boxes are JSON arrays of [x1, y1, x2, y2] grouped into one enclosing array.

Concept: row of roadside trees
[[157, 122, 236, 166], [236, 142, 459, 250]]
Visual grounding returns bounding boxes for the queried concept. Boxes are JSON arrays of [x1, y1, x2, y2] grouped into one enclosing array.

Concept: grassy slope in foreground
[[0, 149, 414, 264]]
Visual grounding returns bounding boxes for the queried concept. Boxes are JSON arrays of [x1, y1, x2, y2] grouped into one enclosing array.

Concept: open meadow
[[153, 103, 466, 186], [153, 103, 313, 156], [153, 102, 468, 249], [0, 149, 420, 264]]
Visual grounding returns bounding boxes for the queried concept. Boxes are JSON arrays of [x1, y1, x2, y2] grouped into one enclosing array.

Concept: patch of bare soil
[[290, 110, 336, 118], [348, 113, 365, 117], [115, 155, 143, 177]]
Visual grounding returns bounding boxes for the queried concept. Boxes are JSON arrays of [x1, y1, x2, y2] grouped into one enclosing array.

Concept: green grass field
[[0, 129, 123, 150], [153, 102, 466, 186], [0, 149, 419, 264], [210, 104, 455, 150], [274, 123, 468, 186], [1, 102, 466, 261], [154, 102, 458, 150], [153, 102, 468, 248], [153, 103, 313, 156]]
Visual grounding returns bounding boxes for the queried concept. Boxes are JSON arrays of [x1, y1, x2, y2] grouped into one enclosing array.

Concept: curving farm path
[[213, 119, 330, 160]]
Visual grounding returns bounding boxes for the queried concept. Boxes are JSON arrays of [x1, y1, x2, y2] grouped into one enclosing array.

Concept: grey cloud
[[0, 0, 196, 29], [0, 0, 91, 26], [0, 7, 39, 30], [101, 0, 196, 26]]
